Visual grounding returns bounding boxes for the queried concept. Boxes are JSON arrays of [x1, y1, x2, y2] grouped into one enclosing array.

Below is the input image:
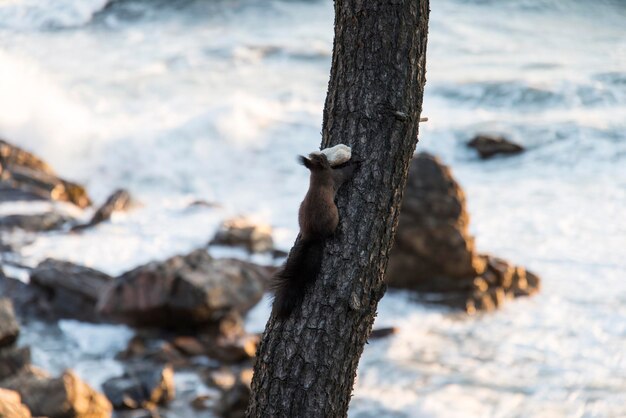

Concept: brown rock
[[204, 333, 259, 364], [102, 365, 175, 410], [168, 312, 257, 363], [525, 270, 541, 293], [2, 369, 112, 418], [98, 249, 267, 327], [171, 336, 206, 357], [0, 299, 19, 348], [387, 153, 541, 312], [191, 394, 212, 410], [0, 388, 31, 418], [387, 153, 481, 289], [72, 189, 133, 232], [467, 134, 524, 159], [0, 140, 91, 208], [117, 335, 187, 368], [205, 369, 237, 391], [210, 217, 274, 253], [488, 256, 515, 288], [0, 140, 53, 174], [30, 259, 113, 322], [369, 327, 398, 340]]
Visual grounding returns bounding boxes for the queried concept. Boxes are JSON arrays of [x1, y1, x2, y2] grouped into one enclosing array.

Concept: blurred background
[[0, 0, 625, 417]]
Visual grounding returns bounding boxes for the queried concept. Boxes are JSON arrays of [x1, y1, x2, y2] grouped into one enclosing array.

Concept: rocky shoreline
[[0, 139, 540, 417]]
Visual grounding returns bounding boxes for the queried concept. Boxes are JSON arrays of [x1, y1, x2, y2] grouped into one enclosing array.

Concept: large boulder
[[387, 153, 540, 311], [387, 153, 483, 285], [0, 388, 31, 418], [0, 298, 19, 348], [0, 139, 90, 207], [1, 369, 112, 418], [467, 134, 524, 159], [30, 259, 113, 322], [102, 364, 174, 410], [98, 249, 267, 327]]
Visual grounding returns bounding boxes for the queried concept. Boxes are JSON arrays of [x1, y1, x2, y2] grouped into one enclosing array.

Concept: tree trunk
[[247, 1, 429, 417]]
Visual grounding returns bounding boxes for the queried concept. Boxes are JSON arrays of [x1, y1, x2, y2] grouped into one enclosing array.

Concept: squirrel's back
[[271, 153, 359, 318]]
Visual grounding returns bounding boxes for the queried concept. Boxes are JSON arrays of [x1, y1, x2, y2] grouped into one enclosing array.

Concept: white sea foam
[[0, 50, 95, 178], [2, 0, 626, 416]]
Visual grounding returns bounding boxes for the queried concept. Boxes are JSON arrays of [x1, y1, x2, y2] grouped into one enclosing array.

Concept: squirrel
[[272, 152, 360, 318]]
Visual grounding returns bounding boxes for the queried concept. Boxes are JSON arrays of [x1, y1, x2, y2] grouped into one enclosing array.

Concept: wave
[[432, 81, 564, 110], [0, 0, 112, 30], [0, 50, 95, 177], [431, 79, 625, 110]]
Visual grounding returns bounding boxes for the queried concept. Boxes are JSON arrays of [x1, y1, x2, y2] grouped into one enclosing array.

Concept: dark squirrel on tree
[[272, 149, 360, 318]]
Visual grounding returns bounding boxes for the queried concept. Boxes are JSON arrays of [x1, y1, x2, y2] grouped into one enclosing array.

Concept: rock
[[387, 153, 540, 311], [1, 369, 112, 418], [117, 335, 187, 368], [0, 346, 31, 381], [369, 327, 398, 340], [0, 299, 19, 348], [0, 212, 71, 232], [187, 199, 221, 209], [0, 183, 47, 202], [204, 333, 259, 364], [0, 388, 31, 418], [191, 394, 212, 410], [0, 365, 49, 386], [0, 140, 54, 174], [102, 365, 175, 410], [387, 153, 481, 286], [72, 189, 133, 231], [214, 369, 252, 418], [169, 312, 257, 363], [205, 369, 237, 391], [210, 217, 274, 253], [30, 259, 113, 322], [467, 134, 524, 159], [0, 273, 47, 319], [0, 139, 91, 207], [171, 336, 206, 357], [98, 249, 267, 327]]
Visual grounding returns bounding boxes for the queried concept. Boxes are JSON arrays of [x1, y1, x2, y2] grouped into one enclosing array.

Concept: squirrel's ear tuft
[[299, 155, 312, 169]]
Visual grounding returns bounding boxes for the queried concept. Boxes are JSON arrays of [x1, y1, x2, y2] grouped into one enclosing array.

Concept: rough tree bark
[[247, 1, 429, 417]]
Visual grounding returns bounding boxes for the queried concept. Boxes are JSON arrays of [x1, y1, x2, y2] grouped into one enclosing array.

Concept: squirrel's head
[[299, 153, 331, 171]]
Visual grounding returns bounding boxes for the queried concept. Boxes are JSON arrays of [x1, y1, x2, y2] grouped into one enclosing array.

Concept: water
[[1, 0, 625, 416]]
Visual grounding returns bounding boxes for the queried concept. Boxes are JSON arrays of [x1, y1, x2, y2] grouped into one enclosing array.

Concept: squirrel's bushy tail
[[271, 238, 323, 318]]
